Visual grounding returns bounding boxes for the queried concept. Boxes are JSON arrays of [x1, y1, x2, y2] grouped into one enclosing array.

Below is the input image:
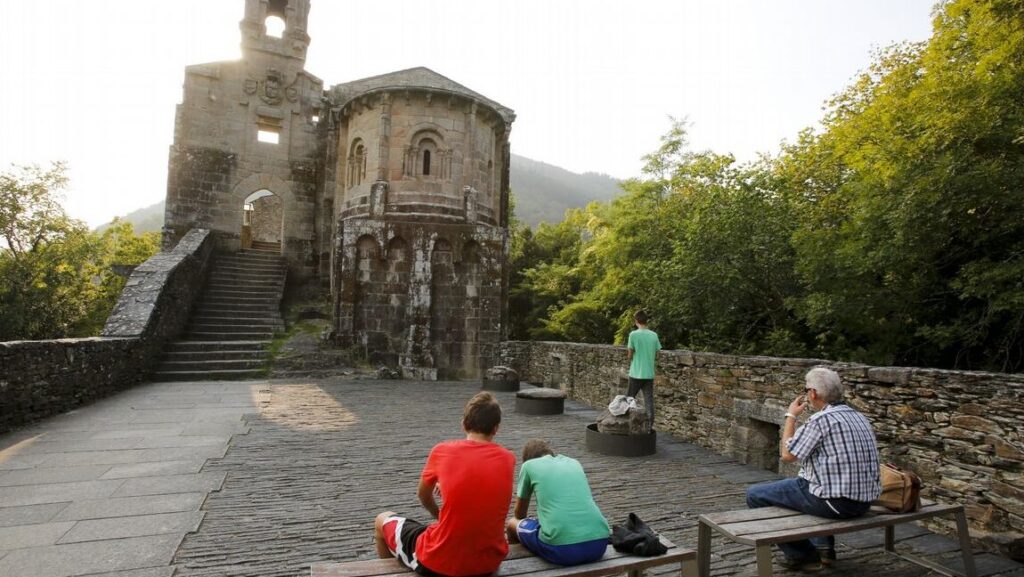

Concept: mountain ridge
[[97, 153, 622, 233]]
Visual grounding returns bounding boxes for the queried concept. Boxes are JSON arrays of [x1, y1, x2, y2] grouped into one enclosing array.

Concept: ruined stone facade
[[164, 0, 514, 378]]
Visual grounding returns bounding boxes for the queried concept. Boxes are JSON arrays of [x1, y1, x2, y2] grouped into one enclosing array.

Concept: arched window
[[405, 130, 448, 180], [348, 140, 367, 188], [265, 0, 288, 38], [418, 138, 438, 178], [264, 16, 285, 38]]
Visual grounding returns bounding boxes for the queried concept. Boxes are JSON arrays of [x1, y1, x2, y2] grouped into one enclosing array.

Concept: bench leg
[[697, 522, 711, 577], [884, 525, 895, 552], [955, 509, 977, 577], [680, 557, 697, 577], [755, 545, 774, 577]]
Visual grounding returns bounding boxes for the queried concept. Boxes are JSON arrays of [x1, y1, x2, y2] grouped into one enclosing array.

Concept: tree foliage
[[509, 0, 1024, 372], [0, 163, 160, 341]]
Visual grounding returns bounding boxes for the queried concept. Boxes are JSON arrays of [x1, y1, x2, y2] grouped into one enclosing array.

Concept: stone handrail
[[103, 228, 214, 338]]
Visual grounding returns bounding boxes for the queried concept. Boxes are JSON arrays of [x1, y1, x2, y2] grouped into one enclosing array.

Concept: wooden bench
[[697, 502, 976, 577], [311, 536, 696, 577]]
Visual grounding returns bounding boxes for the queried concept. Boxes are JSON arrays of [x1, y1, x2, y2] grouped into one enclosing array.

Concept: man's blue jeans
[[746, 477, 870, 560]]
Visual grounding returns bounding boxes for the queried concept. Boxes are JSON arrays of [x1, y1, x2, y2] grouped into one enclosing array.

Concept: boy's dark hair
[[463, 391, 502, 436], [634, 309, 649, 324], [521, 439, 555, 462]]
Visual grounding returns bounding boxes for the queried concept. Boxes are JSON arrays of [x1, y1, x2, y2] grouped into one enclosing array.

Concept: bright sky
[[0, 1, 936, 228]]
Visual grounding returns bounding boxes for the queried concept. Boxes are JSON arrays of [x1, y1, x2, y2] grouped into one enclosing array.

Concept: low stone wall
[[0, 338, 143, 432], [0, 229, 214, 434], [499, 341, 1024, 559]]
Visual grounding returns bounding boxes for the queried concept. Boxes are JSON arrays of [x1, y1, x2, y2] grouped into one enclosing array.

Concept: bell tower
[[239, 0, 312, 62]]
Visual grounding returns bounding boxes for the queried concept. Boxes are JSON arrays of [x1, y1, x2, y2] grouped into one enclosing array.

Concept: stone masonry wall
[[0, 230, 215, 434], [499, 341, 1024, 559]]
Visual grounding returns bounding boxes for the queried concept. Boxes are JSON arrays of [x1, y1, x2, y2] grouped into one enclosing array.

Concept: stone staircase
[[250, 240, 281, 252], [153, 249, 287, 382]]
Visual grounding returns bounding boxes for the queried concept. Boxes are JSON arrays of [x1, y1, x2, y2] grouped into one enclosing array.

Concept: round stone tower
[[323, 68, 515, 379]]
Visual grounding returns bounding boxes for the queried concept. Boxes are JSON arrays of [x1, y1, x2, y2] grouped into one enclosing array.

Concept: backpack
[[873, 462, 922, 513]]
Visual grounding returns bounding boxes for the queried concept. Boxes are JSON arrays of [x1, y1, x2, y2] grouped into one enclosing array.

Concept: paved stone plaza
[[0, 378, 1021, 577]]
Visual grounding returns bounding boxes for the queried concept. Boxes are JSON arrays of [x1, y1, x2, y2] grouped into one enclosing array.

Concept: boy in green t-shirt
[[626, 309, 661, 432], [505, 439, 610, 566]]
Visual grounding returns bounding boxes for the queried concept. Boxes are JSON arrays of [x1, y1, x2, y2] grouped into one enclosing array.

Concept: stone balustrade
[[499, 340, 1024, 560]]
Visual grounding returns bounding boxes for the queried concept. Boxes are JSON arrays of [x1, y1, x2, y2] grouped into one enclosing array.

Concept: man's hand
[[787, 393, 808, 417]]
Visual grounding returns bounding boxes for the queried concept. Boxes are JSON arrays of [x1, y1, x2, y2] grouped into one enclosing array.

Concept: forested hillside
[[510, 0, 1024, 372], [510, 155, 621, 226]]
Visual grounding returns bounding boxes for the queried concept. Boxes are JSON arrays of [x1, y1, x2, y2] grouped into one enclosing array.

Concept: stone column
[[377, 92, 391, 181], [401, 230, 437, 379], [463, 101, 478, 192], [332, 224, 355, 345]]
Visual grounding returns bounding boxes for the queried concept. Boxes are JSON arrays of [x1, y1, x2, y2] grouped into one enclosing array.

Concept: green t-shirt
[[627, 327, 661, 379], [516, 455, 610, 545]]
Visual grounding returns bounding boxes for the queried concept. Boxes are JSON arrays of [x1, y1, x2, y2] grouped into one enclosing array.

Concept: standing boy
[[374, 392, 515, 577], [626, 309, 661, 431]]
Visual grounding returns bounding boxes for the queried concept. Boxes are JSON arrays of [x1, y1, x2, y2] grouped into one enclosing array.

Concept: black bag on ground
[[610, 513, 668, 556]]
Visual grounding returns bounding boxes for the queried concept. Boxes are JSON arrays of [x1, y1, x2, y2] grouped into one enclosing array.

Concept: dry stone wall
[[499, 341, 1024, 560], [0, 230, 215, 433]]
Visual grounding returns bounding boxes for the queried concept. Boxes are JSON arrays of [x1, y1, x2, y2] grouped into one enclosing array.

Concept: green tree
[[779, 0, 1024, 370], [0, 163, 160, 340], [508, 208, 591, 340]]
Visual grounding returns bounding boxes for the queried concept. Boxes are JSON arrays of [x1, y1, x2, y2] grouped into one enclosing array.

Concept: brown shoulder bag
[[874, 462, 922, 513]]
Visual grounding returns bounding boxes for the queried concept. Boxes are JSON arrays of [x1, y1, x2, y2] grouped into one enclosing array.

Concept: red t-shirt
[[416, 439, 515, 576]]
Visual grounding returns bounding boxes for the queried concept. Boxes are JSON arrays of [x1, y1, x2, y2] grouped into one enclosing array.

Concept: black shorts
[[380, 516, 444, 577]]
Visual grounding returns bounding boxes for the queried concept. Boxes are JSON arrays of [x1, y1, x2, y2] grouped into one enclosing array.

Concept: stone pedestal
[[482, 366, 520, 392], [585, 423, 656, 457], [515, 388, 566, 415]]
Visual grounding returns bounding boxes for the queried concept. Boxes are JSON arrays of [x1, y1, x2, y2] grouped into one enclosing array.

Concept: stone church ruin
[[163, 0, 514, 379]]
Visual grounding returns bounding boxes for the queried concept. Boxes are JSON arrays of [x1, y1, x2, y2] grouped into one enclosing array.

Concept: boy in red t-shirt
[[374, 392, 515, 577]]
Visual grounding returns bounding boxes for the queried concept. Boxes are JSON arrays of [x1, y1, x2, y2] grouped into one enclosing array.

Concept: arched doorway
[[241, 189, 284, 253]]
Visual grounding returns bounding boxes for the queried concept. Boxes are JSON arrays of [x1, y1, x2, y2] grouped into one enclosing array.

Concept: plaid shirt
[[787, 403, 881, 502]]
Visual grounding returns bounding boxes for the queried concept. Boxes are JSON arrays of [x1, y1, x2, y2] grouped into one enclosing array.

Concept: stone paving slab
[[0, 521, 74, 549], [111, 472, 227, 498], [133, 436, 229, 450], [0, 479, 125, 508], [54, 494, 207, 522], [80, 568, 174, 577], [0, 502, 68, 527], [90, 428, 185, 440], [0, 464, 112, 487], [100, 459, 206, 480], [58, 511, 204, 544], [41, 450, 157, 468], [30, 439, 143, 454], [0, 452, 50, 471], [0, 533, 182, 577]]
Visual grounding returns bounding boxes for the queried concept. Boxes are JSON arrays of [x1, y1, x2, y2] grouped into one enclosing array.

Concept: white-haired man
[[746, 367, 881, 571]]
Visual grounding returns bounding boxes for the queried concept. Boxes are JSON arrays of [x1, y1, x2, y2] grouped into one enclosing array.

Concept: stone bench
[[696, 501, 976, 577], [311, 536, 696, 577], [516, 387, 567, 415]]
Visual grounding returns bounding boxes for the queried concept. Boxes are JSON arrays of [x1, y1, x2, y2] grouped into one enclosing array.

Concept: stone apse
[[163, 0, 514, 379]]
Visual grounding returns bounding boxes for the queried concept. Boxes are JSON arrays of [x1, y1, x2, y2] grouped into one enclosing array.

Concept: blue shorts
[[516, 518, 608, 566]]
